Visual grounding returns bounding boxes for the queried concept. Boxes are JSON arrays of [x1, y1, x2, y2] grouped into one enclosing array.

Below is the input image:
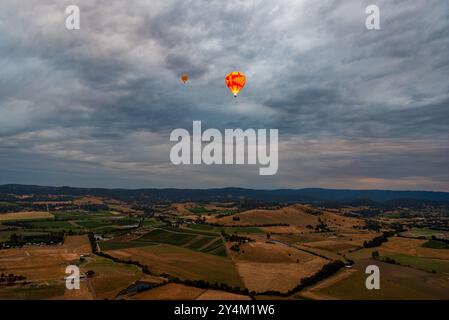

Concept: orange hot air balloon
[[225, 71, 246, 97], [181, 73, 189, 83]]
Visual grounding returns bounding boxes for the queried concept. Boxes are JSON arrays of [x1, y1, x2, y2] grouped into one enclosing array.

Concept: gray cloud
[[0, 0, 448, 190]]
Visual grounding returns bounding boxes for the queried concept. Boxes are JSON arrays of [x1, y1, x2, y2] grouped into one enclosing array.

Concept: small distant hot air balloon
[[181, 73, 189, 84], [225, 71, 246, 97]]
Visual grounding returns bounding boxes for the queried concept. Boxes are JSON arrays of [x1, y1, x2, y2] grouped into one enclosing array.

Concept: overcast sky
[[0, 0, 448, 191]]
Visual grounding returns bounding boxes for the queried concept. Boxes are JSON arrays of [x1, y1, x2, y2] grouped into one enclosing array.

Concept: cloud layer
[[0, 0, 448, 190]]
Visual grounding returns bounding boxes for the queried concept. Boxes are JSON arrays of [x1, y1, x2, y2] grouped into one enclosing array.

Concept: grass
[[142, 219, 166, 227], [23, 220, 75, 230], [0, 202, 17, 206], [187, 224, 264, 234], [400, 228, 449, 239], [0, 219, 78, 232], [108, 244, 243, 287], [111, 218, 140, 226], [422, 240, 449, 249], [313, 268, 422, 299], [187, 206, 240, 216], [81, 256, 142, 298], [188, 206, 209, 214], [139, 228, 198, 246], [386, 254, 449, 274], [0, 283, 65, 300], [0, 230, 50, 242], [138, 228, 227, 257], [99, 240, 156, 251], [202, 238, 227, 257], [0, 211, 53, 221], [74, 217, 140, 230], [186, 236, 216, 250], [75, 220, 114, 228], [54, 210, 113, 219], [381, 213, 402, 219]]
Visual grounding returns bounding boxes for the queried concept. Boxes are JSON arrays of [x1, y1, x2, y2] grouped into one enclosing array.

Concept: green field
[[201, 238, 227, 256], [24, 220, 75, 230], [310, 260, 449, 299], [0, 202, 18, 206], [187, 206, 240, 216], [0, 230, 49, 242], [141, 219, 166, 227], [80, 256, 142, 298], [138, 228, 227, 256], [385, 254, 449, 274], [99, 240, 156, 251], [0, 282, 65, 300], [75, 217, 139, 229], [1, 219, 78, 231], [53, 211, 109, 220], [187, 224, 264, 234], [188, 205, 210, 214], [422, 240, 449, 249], [140, 228, 198, 246], [400, 228, 449, 239]]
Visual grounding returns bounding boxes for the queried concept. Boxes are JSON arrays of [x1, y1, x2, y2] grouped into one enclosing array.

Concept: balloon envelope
[[181, 74, 189, 83], [225, 72, 246, 97]]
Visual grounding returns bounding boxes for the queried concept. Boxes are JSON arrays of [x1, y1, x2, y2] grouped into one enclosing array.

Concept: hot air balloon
[[181, 73, 189, 83], [225, 71, 246, 97]]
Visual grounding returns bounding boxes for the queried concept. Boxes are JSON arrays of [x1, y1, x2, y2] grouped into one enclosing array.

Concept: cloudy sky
[[0, 0, 448, 190]]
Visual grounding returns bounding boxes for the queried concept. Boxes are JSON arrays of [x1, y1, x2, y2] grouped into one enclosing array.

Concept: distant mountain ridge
[[1, 184, 449, 204]]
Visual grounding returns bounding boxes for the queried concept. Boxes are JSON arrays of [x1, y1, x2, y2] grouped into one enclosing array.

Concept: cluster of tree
[[431, 235, 449, 245], [314, 218, 331, 232], [235, 200, 282, 212], [79, 204, 109, 211], [3, 220, 42, 228], [363, 219, 382, 232], [389, 222, 406, 233], [0, 205, 20, 213], [222, 232, 254, 243], [0, 273, 27, 285], [0, 203, 47, 213], [229, 244, 241, 252], [171, 277, 251, 296], [88, 232, 99, 253], [3, 219, 84, 236], [3, 232, 64, 247], [363, 231, 395, 248], [85, 270, 96, 277], [372, 251, 397, 264], [303, 207, 323, 216], [297, 260, 346, 289], [353, 208, 384, 217]]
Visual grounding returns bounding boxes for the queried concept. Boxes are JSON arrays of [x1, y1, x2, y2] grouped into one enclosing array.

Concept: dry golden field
[[0, 211, 54, 221], [0, 235, 90, 282], [230, 241, 327, 293], [207, 205, 319, 226], [130, 283, 250, 300]]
